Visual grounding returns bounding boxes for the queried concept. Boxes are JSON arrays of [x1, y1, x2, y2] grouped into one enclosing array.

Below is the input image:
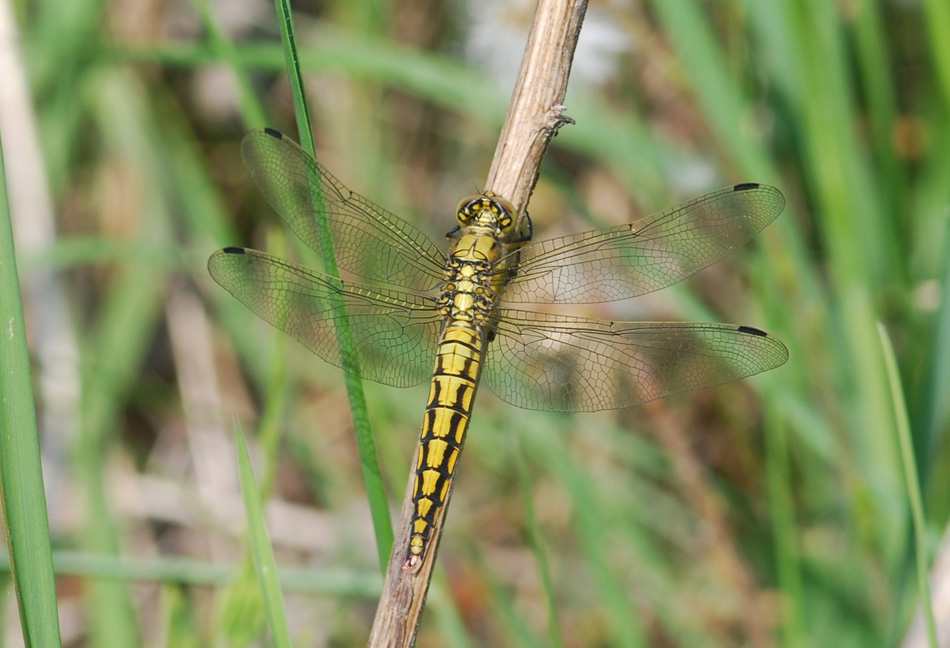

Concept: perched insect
[[209, 128, 788, 568]]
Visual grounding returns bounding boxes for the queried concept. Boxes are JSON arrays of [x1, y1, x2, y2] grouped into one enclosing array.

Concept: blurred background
[[1, 0, 949, 645]]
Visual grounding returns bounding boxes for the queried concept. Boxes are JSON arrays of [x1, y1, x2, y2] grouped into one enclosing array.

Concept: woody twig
[[367, 2, 588, 646]]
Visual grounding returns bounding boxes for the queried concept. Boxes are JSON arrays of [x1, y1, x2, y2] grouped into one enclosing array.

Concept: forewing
[[500, 183, 784, 303], [242, 128, 446, 290], [208, 247, 441, 387], [483, 309, 788, 411]]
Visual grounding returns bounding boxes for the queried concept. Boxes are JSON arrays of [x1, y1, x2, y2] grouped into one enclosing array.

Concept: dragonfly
[[208, 128, 788, 569]]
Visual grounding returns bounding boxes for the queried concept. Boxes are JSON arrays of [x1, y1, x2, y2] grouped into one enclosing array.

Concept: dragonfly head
[[455, 193, 518, 238]]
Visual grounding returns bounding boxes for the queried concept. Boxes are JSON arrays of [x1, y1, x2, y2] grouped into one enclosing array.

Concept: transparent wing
[[242, 128, 446, 290], [208, 247, 442, 387], [483, 309, 788, 411], [499, 183, 785, 303]]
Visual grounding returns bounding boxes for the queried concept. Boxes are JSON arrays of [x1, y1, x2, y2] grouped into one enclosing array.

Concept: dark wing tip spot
[[222, 246, 246, 255], [737, 325, 768, 337], [733, 182, 760, 192], [263, 127, 283, 140]]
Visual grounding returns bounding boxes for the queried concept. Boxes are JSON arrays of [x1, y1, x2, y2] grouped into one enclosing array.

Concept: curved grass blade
[[0, 133, 63, 647], [268, 0, 393, 567], [235, 421, 293, 648], [878, 324, 938, 648]]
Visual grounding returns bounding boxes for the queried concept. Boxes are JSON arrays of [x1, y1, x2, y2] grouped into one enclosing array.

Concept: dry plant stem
[[367, 1, 588, 646], [484, 1, 586, 213]]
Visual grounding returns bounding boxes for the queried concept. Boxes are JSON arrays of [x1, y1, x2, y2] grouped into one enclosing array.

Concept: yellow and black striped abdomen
[[405, 195, 520, 568], [408, 321, 485, 564]]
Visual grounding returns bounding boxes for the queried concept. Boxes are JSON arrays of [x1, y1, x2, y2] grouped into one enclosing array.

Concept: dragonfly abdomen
[[407, 321, 485, 568]]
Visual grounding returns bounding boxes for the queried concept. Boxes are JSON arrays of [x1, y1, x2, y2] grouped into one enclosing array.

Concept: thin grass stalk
[[270, 0, 394, 570], [235, 421, 294, 648], [0, 551, 379, 596], [191, 0, 268, 128], [924, 0, 950, 115], [878, 324, 939, 648], [915, 217, 950, 477], [851, 0, 905, 219]]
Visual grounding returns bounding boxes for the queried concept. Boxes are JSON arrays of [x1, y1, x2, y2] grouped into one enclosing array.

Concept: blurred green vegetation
[[1, 0, 948, 646]]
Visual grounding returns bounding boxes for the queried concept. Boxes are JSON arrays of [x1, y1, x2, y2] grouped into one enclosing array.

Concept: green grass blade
[[159, 586, 200, 648], [877, 323, 938, 648], [851, 0, 904, 215], [190, 0, 268, 128], [925, 0, 950, 113], [271, 0, 315, 154], [235, 421, 293, 648], [270, 0, 393, 569], [787, 0, 903, 569], [0, 125, 64, 648], [914, 214, 950, 476], [0, 551, 381, 596]]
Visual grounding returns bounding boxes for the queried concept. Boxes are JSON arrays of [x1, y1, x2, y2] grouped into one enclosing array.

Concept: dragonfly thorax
[[438, 259, 495, 323], [443, 193, 522, 323]]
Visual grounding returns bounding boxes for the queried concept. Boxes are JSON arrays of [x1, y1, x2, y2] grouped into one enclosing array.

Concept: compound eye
[[491, 196, 516, 230], [455, 195, 483, 225]]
